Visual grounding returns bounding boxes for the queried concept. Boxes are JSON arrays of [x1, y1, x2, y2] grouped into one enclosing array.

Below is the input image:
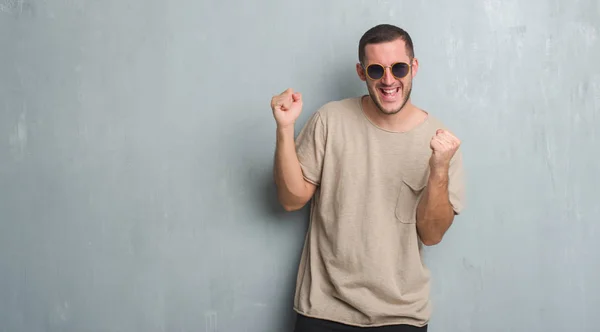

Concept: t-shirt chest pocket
[[395, 169, 429, 224]]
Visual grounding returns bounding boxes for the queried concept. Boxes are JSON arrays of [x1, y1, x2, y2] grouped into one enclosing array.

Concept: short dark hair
[[358, 24, 414, 64]]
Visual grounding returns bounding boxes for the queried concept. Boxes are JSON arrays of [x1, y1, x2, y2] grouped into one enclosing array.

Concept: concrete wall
[[1, 0, 599, 331]]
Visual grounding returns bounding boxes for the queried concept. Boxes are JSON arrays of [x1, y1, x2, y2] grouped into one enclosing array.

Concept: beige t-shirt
[[292, 96, 465, 327]]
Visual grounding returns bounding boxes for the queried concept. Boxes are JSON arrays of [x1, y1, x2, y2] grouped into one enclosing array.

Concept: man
[[271, 24, 465, 332]]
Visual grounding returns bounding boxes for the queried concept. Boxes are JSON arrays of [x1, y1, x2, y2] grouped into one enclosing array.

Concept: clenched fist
[[271, 88, 303, 128], [429, 129, 461, 171]]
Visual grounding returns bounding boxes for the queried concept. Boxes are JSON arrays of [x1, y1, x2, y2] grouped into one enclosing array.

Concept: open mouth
[[379, 87, 400, 101]]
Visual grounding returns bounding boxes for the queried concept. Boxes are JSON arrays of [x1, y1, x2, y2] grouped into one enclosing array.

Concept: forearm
[[416, 168, 455, 245], [273, 125, 311, 210]]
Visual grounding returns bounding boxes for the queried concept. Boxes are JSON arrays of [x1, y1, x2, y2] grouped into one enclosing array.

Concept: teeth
[[382, 88, 397, 95]]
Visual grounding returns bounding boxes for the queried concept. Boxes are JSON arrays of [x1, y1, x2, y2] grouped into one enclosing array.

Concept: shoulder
[[418, 112, 463, 140], [296, 97, 358, 136], [300, 97, 363, 135], [422, 112, 450, 131], [312, 97, 362, 122]]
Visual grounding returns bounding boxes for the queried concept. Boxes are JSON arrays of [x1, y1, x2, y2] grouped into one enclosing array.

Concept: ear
[[411, 57, 419, 78], [356, 63, 367, 81]]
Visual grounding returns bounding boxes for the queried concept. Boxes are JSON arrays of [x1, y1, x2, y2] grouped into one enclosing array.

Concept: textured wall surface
[[1, 0, 599, 331]]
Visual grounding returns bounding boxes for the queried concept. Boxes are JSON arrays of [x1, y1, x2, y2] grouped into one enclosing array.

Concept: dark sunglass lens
[[392, 63, 409, 78], [367, 65, 384, 79]]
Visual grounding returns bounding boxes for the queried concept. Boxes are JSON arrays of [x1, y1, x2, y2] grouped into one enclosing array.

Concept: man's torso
[[292, 97, 455, 328]]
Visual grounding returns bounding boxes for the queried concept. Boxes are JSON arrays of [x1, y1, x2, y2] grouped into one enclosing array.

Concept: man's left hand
[[429, 129, 461, 172]]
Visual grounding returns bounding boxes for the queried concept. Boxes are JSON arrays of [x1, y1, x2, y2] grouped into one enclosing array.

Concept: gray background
[[1, 0, 599, 331]]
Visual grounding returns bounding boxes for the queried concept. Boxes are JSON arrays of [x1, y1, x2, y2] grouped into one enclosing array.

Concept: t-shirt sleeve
[[448, 147, 466, 215], [295, 111, 326, 185]]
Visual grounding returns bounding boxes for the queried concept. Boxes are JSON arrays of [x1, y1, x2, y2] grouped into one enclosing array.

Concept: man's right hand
[[271, 88, 303, 128], [271, 88, 316, 212]]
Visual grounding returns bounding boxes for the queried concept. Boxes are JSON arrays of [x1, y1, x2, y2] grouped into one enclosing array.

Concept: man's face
[[357, 39, 418, 115]]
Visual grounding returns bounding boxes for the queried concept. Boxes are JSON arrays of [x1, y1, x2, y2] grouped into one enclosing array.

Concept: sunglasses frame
[[361, 62, 412, 81]]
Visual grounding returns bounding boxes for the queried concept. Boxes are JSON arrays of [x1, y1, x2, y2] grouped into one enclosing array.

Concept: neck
[[362, 95, 426, 133]]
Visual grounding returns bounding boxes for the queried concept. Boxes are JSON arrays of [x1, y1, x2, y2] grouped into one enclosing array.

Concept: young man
[[271, 24, 466, 332]]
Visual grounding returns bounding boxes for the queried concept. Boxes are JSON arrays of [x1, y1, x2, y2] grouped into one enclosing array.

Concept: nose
[[381, 67, 395, 85]]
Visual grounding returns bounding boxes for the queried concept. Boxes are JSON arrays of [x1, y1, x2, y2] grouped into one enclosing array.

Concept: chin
[[368, 88, 409, 115], [380, 106, 402, 115], [374, 99, 405, 115]]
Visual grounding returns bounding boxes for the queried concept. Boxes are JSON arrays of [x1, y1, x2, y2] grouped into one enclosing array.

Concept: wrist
[[276, 124, 295, 141], [429, 166, 449, 182], [277, 123, 295, 132]]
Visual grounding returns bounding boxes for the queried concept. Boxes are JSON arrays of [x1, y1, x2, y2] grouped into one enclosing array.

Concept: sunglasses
[[362, 62, 411, 80]]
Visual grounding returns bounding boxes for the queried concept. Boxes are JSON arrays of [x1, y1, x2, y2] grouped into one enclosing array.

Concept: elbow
[[278, 197, 309, 212], [276, 183, 315, 212], [418, 226, 447, 246], [417, 213, 454, 246], [417, 223, 444, 246], [421, 236, 443, 246], [282, 203, 302, 212]]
